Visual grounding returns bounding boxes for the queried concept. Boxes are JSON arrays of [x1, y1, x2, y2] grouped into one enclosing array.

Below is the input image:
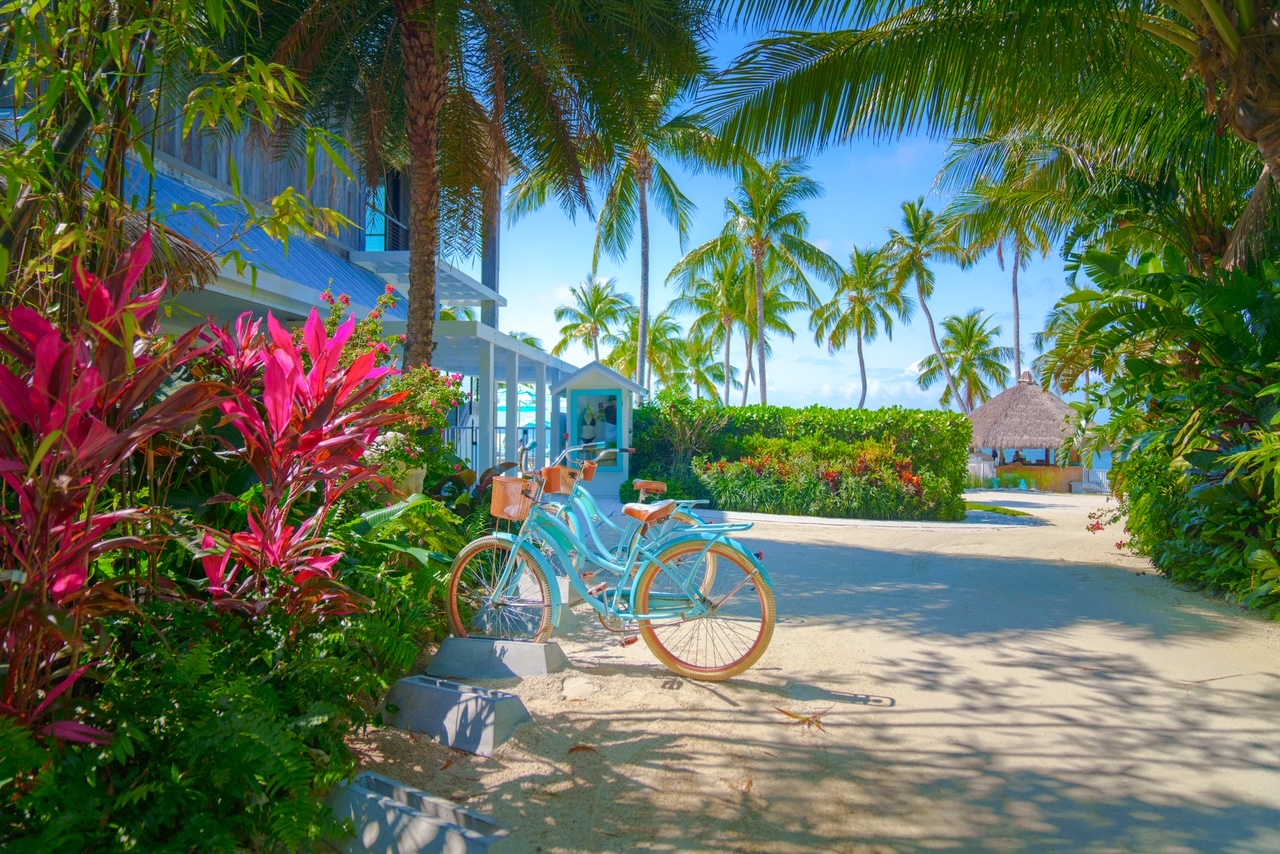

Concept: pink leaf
[[201, 533, 231, 593], [302, 308, 328, 368], [266, 312, 300, 364], [263, 355, 293, 439], [31, 665, 90, 720], [42, 720, 113, 746]]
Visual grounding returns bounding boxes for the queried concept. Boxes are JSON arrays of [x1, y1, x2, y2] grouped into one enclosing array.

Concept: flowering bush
[[0, 239, 223, 743], [317, 285, 404, 367], [697, 436, 962, 521]]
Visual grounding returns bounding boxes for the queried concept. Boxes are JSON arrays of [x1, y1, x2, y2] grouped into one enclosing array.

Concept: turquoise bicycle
[[547, 443, 712, 563], [446, 466, 776, 681]]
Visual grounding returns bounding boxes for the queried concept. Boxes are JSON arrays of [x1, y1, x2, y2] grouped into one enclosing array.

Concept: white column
[[477, 341, 494, 474], [534, 361, 547, 468], [504, 349, 519, 464], [550, 376, 563, 463]]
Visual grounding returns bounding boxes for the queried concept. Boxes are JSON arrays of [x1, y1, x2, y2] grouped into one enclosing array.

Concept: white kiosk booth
[[550, 361, 645, 500]]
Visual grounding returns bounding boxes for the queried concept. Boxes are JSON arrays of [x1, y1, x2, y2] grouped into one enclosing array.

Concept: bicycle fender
[[491, 531, 563, 626], [640, 531, 775, 590]]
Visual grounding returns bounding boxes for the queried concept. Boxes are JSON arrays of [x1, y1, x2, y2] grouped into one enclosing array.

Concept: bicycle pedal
[[580, 571, 598, 581], [619, 635, 639, 647], [588, 583, 608, 597]]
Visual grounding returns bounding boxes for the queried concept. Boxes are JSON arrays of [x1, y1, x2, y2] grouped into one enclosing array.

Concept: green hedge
[[626, 394, 971, 521]]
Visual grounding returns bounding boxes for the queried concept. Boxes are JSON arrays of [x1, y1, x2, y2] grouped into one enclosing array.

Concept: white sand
[[350, 491, 1280, 852]]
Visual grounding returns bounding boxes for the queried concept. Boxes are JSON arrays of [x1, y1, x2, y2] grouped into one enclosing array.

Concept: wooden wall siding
[[146, 108, 369, 252]]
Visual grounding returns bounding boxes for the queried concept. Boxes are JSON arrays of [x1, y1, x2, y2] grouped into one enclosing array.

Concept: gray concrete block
[[327, 770, 512, 853], [384, 675, 531, 757], [426, 636, 570, 680]]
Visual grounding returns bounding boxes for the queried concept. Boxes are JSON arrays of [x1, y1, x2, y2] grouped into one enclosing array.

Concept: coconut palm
[[680, 156, 839, 403], [256, 0, 708, 367], [713, 2, 1280, 194], [945, 176, 1055, 378], [512, 79, 726, 388], [604, 308, 685, 391], [507, 331, 543, 350], [668, 240, 752, 405], [811, 245, 914, 409], [739, 267, 807, 406], [552, 275, 634, 362], [916, 309, 1013, 413], [679, 334, 739, 401], [885, 199, 967, 410]]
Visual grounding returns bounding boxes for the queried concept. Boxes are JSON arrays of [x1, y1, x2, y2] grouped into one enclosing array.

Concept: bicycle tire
[[634, 540, 775, 681], [447, 536, 553, 642], [667, 510, 716, 591]]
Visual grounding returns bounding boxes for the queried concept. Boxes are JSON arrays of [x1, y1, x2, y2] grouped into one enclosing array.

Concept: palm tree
[[506, 331, 543, 350], [679, 334, 738, 401], [552, 275, 634, 362], [511, 79, 726, 388], [916, 309, 1013, 413], [669, 240, 751, 405], [886, 199, 968, 411], [811, 246, 913, 409], [680, 156, 839, 403], [946, 177, 1055, 378], [258, 0, 707, 367], [739, 268, 806, 406], [712, 3, 1280, 194], [604, 308, 685, 391]]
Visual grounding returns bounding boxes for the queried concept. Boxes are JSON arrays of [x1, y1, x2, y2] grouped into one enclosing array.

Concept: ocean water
[[991, 448, 1112, 470]]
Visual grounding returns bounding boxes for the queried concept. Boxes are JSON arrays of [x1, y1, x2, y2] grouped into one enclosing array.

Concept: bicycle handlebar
[[551, 443, 636, 467]]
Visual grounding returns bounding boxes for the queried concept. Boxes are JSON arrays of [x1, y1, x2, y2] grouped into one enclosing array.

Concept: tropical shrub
[[1069, 249, 1280, 612], [1, 241, 464, 849], [697, 436, 963, 521], [627, 391, 970, 520], [0, 240, 222, 744]]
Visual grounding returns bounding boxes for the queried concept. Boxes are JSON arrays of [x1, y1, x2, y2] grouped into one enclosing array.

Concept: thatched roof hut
[[968, 371, 1077, 451]]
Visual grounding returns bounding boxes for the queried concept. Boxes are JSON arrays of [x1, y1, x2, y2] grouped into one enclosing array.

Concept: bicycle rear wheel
[[448, 536, 553, 642], [635, 541, 775, 681]]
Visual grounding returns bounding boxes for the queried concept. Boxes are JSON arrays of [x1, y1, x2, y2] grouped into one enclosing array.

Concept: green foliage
[[698, 435, 963, 521], [1073, 251, 1280, 613], [629, 393, 970, 521]]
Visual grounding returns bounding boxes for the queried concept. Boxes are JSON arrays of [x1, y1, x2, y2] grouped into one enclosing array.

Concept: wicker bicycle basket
[[490, 475, 533, 521], [541, 465, 580, 495]]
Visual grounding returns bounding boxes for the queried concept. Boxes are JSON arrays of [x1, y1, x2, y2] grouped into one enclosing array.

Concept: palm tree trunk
[[856, 328, 867, 409], [723, 321, 732, 406], [753, 251, 767, 405], [397, 0, 446, 369], [637, 171, 651, 389], [592, 329, 600, 362], [1012, 237, 1022, 378], [741, 337, 753, 407], [918, 280, 964, 413]]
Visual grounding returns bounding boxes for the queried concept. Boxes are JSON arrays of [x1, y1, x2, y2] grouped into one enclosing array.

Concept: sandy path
[[350, 491, 1280, 852]]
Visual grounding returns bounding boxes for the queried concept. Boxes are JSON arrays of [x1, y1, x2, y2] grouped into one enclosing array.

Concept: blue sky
[[461, 26, 1073, 411]]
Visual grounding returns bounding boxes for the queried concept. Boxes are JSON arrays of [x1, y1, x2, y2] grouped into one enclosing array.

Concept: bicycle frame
[[499, 493, 765, 625]]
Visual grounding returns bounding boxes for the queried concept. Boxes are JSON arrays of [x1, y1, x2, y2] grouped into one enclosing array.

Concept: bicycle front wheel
[[448, 536, 553, 642], [667, 510, 716, 591], [635, 541, 775, 681]]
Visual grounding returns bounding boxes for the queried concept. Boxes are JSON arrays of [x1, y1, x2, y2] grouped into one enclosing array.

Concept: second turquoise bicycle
[[446, 462, 776, 681]]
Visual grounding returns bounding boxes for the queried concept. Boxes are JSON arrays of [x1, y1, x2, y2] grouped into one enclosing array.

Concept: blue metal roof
[[130, 166, 406, 320]]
